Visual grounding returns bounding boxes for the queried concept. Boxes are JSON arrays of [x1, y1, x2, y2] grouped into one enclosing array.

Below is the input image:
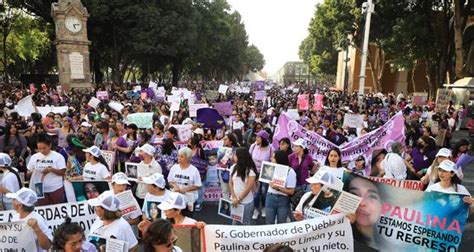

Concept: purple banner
[[255, 80, 265, 91], [273, 112, 405, 164], [213, 101, 233, 116]]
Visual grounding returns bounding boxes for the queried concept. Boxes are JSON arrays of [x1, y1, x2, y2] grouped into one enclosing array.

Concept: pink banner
[[297, 94, 309, 110], [214, 101, 233, 116], [313, 94, 324, 111], [273, 112, 405, 163]]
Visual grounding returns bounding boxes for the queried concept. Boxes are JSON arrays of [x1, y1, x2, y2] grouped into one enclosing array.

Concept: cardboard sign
[[218, 84, 229, 95], [436, 89, 451, 113], [88, 97, 101, 109], [189, 103, 209, 117], [96, 91, 109, 100]]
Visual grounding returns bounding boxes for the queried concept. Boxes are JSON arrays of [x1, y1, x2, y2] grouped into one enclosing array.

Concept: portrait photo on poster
[[71, 181, 111, 202], [125, 162, 138, 181], [218, 198, 232, 218]]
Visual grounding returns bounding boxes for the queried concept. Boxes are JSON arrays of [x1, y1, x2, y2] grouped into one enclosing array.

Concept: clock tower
[[51, 0, 92, 91]]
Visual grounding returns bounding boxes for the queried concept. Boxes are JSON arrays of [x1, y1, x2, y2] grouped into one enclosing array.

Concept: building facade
[[275, 61, 310, 85]]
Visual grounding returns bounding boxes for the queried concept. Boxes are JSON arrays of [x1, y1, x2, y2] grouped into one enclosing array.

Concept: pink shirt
[[249, 143, 272, 172]]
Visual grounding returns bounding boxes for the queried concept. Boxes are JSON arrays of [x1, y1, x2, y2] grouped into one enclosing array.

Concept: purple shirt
[[410, 148, 435, 172], [288, 153, 314, 186]]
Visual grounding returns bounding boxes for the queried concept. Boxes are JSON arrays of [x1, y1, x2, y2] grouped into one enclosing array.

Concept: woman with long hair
[[249, 130, 272, 220], [141, 219, 183, 252], [52, 217, 97, 252], [71, 146, 110, 181], [156, 138, 178, 179], [188, 135, 206, 211], [452, 139, 470, 163], [405, 135, 437, 178], [420, 148, 453, 185], [0, 123, 27, 160], [106, 124, 129, 173], [319, 147, 345, 180], [45, 117, 74, 149], [229, 147, 257, 225]]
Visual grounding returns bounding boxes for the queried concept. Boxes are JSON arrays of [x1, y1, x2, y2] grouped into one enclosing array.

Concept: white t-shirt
[[426, 183, 471, 196], [83, 162, 110, 181], [167, 164, 202, 203], [142, 191, 170, 220], [382, 153, 407, 180], [267, 168, 297, 196], [181, 216, 197, 225], [27, 151, 66, 193], [88, 217, 138, 251], [229, 165, 256, 204], [319, 166, 345, 180], [136, 159, 163, 199], [12, 211, 53, 252], [232, 121, 245, 131], [1, 171, 20, 203]]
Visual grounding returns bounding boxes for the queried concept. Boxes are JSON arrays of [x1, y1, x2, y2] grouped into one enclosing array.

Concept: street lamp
[[338, 36, 351, 96]]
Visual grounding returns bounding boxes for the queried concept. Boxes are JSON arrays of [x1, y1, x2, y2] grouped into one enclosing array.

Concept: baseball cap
[[83, 146, 102, 158], [81, 121, 92, 127], [143, 173, 166, 189], [193, 128, 204, 136], [306, 170, 343, 190], [438, 160, 457, 172], [6, 188, 37, 207], [0, 153, 12, 167], [136, 144, 155, 156], [158, 192, 187, 210], [87, 190, 121, 212], [111, 172, 131, 185], [256, 130, 269, 140], [292, 138, 308, 149], [436, 148, 452, 158]]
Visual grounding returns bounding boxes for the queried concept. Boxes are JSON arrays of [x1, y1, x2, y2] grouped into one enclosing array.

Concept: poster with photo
[[218, 198, 244, 223], [34, 182, 44, 199], [124, 162, 149, 182], [304, 185, 361, 219], [217, 147, 233, 169], [174, 225, 202, 252], [146, 201, 162, 221], [71, 181, 111, 202], [258, 161, 289, 186]]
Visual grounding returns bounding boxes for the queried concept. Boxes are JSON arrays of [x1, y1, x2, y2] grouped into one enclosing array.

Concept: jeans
[[219, 171, 230, 199], [232, 201, 254, 225], [253, 182, 269, 209], [265, 193, 290, 224], [196, 173, 206, 205]]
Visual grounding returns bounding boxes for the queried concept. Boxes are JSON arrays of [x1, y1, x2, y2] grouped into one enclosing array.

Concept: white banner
[[0, 221, 37, 251], [15, 95, 36, 117], [0, 201, 96, 235], [204, 214, 353, 251]]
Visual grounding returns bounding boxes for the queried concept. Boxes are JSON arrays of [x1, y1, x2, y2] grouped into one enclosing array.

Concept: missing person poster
[[259, 161, 290, 186], [71, 181, 111, 202], [303, 185, 361, 219], [204, 214, 353, 251], [218, 198, 244, 223], [115, 190, 141, 220], [0, 221, 37, 251], [342, 172, 469, 251]]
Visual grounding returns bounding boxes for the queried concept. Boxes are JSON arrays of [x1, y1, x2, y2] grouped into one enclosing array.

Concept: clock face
[[65, 17, 82, 33]]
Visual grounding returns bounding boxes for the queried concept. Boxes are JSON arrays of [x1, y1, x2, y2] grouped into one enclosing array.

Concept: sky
[[227, 0, 321, 76]]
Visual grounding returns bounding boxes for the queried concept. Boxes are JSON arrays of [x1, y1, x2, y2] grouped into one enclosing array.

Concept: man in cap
[[7, 187, 53, 251]]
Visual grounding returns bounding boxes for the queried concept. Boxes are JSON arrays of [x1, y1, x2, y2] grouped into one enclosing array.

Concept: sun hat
[[158, 192, 187, 210], [83, 146, 102, 158], [87, 190, 121, 212], [143, 173, 166, 189], [306, 169, 343, 190], [111, 172, 131, 185], [6, 188, 37, 207], [136, 144, 155, 156]]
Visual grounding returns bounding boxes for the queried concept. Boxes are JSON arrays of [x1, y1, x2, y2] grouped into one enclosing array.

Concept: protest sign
[[343, 113, 365, 129], [313, 94, 324, 111], [303, 185, 361, 219], [127, 112, 153, 129], [88, 97, 101, 109], [29, 83, 36, 94], [378, 108, 389, 122], [148, 81, 158, 89], [170, 102, 180, 112], [436, 128, 447, 147], [436, 89, 451, 113], [258, 161, 290, 187], [101, 150, 115, 172], [218, 198, 244, 223], [115, 190, 141, 220], [105, 238, 127, 252], [297, 94, 309, 110], [172, 124, 193, 142], [255, 80, 265, 90], [343, 172, 469, 251], [214, 101, 233, 116], [205, 90, 220, 101], [217, 147, 233, 169], [108, 101, 124, 113], [124, 162, 148, 182], [15, 95, 36, 117], [286, 109, 300, 121], [140, 91, 148, 100], [204, 214, 353, 251], [218, 84, 229, 94], [189, 103, 209, 117], [71, 181, 111, 202], [273, 112, 405, 163], [175, 225, 202, 252], [167, 94, 181, 103], [0, 201, 97, 235], [0, 221, 37, 251], [368, 177, 424, 191], [96, 91, 109, 100], [412, 92, 428, 105], [255, 90, 266, 101]]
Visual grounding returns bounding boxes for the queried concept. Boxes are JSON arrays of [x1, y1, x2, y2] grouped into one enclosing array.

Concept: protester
[[420, 148, 452, 185], [87, 190, 138, 251], [110, 172, 131, 194], [141, 219, 183, 252], [293, 169, 341, 221], [228, 147, 257, 225], [167, 147, 202, 211], [0, 153, 21, 210], [155, 138, 178, 178], [188, 135, 206, 211], [351, 156, 369, 177], [265, 150, 296, 224], [142, 173, 170, 221], [135, 144, 162, 206], [404, 135, 437, 177], [249, 130, 272, 219], [426, 160, 473, 203], [158, 192, 205, 227], [288, 138, 314, 191], [319, 147, 345, 180], [72, 146, 110, 181], [0, 123, 28, 158], [381, 142, 407, 179], [27, 133, 67, 206], [7, 187, 53, 251], [52, 217, 97, 252]]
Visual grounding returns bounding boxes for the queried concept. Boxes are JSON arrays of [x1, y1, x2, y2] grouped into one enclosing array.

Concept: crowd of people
[[0, 81, 473, 251]]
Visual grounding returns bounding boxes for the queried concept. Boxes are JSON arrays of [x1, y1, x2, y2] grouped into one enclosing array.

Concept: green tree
[[243, 44, 265, 73]]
